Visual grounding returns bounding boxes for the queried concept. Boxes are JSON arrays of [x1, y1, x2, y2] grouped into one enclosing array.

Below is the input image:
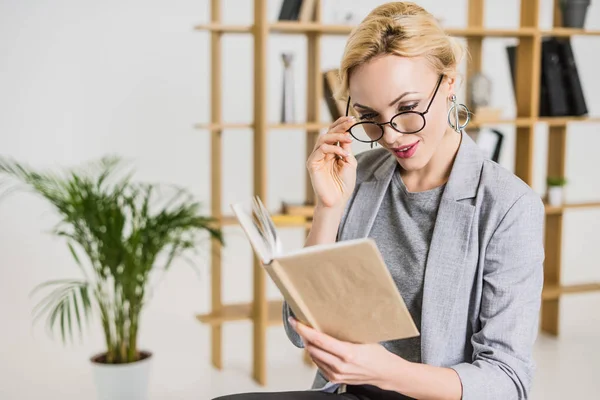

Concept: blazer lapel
[[420, 131, 484, 366]]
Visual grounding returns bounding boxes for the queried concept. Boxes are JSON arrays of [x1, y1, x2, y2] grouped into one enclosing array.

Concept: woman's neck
[[400, 127, 462, 192]]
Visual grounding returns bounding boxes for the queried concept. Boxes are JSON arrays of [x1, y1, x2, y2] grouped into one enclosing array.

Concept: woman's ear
[[445, 75, 456, 95]]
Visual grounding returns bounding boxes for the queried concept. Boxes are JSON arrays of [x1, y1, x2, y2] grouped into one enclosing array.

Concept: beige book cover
[[231, 196, 419, 344]]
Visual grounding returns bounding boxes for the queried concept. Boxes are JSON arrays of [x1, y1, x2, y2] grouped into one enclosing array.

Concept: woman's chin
[[396, 156, 427, 172]]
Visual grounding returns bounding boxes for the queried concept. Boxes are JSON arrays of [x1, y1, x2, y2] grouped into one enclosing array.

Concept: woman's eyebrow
[[387, 91, 419, 106], [353, 91, 419, 111]]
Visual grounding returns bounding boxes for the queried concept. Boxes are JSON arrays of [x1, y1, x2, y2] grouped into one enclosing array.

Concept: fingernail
[[288, 317, 295, 326]]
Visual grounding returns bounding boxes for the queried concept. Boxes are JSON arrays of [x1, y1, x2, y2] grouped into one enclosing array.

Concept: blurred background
[[1, 0, 599, 399]]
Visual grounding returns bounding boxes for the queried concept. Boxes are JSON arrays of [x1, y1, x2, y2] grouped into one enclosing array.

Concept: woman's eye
[[399, 103, 419, 112], [359, 113, 377, 121]]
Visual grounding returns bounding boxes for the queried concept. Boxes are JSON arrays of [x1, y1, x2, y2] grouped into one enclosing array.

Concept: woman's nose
[[382, 123, 402, 145]]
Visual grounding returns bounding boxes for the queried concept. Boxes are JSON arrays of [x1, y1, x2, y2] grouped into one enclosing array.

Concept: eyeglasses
[[345, 74, 444, 143]]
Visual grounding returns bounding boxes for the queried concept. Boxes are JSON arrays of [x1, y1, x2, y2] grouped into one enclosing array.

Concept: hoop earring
[[447, 94, 470, 132]]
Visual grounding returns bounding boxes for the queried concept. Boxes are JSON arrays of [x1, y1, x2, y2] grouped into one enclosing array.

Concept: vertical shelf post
[[303, 0, 322, 367], [209, 0, 224, 371], [465, 0, 484, 111], [541, 0, 568, 336], [252, 0, 269, 386], [514, 0, 541, 184]]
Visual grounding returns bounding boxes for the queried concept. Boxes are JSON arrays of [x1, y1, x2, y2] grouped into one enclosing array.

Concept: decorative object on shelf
[[328, 0, 358, 24], [560, 0, 591, 28], [547, 176, 568, 206], [468, 72, 503, 123], [0, 156, 223, 400], [281, 52, 296, 123], [469, 72, 491, 109], [277, 0, 303, 21]]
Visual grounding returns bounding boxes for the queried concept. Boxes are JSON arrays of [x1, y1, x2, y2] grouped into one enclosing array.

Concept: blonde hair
[[335, 1, 467, 101]]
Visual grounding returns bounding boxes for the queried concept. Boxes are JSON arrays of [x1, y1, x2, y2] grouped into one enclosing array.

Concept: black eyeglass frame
[[344, 74, 445, 143]]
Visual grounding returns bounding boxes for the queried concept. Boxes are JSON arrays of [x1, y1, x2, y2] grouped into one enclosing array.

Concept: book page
[[230, 196, 281, 264]]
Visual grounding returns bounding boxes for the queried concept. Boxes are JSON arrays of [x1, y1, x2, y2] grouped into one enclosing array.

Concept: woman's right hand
[[306, 116, 358, 210]]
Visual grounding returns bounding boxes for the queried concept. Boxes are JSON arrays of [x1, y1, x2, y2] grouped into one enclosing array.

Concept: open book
[[230, 196, 419, 344]]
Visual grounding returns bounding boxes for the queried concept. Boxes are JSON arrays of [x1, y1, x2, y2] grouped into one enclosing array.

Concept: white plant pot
[[547, 186, 564, 206], [91, 351, 152, 400]]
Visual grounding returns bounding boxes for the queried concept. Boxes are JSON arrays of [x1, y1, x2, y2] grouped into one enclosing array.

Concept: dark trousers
[[213, 384, 415, 400]]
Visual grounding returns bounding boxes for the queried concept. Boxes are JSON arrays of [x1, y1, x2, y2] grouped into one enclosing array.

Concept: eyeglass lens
[[348, 112, 426, 142]]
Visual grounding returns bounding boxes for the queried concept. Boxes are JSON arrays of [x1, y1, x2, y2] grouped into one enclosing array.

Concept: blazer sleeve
[[282, 302, 304, 348], [450, 191, 545, 399]]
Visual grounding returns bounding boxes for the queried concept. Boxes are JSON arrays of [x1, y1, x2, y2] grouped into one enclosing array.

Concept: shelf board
[[542, 283, 600, 300], [195, 123, 253, 130], [198, 118, 600, 131], [446, 27, 537, 37], [270, 22, 353, 34], [196, 22, 537, 38], [536, 116, 600, 126], [541, 28, 600, 37], [196, 300, 284, 325], [269, 122, 330, 130], [470, 118, 532, 127], [194, 23, 253, 33], [271, 24, 536, 37], [195, 122, 330, 131], [219, 214, 312, 228], [545, 202, 600, 215]]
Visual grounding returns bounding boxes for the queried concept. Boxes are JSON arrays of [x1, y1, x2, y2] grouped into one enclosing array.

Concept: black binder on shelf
[[556, 38, 588, 116], [506, 45, 552, 116], [278, 0, 303, 21], [506, 38, 587, 117], [540, 38, 570, 116]]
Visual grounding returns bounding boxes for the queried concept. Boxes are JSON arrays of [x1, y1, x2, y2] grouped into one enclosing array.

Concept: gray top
[[368, 165, 445, 363]]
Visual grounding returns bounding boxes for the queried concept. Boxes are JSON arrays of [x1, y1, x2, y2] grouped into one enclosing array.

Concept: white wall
[[1, 1, 599, 399]]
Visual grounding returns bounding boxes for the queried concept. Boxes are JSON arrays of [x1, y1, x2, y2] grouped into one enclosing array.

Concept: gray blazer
[[282, 131, 545, 399]]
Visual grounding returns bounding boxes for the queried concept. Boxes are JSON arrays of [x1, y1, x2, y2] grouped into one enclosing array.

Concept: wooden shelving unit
[[196, 0, 600, 386]]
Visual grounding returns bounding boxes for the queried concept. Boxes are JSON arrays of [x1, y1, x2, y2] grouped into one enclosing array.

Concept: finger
[[329, 116, 356, 131], [308, 351, 362, 385], [330, 118, 358, 134], [293, 319, 350, 360], [311, 143, 350, 161], [316, 132, 353, 147], [306, 342, 343, 370]]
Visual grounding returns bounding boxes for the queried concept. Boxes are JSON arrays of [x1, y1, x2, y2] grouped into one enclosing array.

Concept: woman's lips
[[392, 141, 419, 159]]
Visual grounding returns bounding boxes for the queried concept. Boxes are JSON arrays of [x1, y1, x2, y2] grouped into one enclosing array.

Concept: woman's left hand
[[289, 317, 401, 388]]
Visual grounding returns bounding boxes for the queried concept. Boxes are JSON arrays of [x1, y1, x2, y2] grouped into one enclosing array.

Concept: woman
[[215, 2, 545, 399]]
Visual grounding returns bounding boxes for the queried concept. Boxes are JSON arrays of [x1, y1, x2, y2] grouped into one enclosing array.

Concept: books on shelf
[[507, 37, 588, 117], [278, 0, 317, 22], [230, 196, 419, 343]]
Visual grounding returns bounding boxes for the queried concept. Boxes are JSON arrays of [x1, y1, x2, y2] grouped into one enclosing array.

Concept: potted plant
[[547, 176, 568, 206], [560, 0, 591, 28], [0, 155, 223, 400]]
